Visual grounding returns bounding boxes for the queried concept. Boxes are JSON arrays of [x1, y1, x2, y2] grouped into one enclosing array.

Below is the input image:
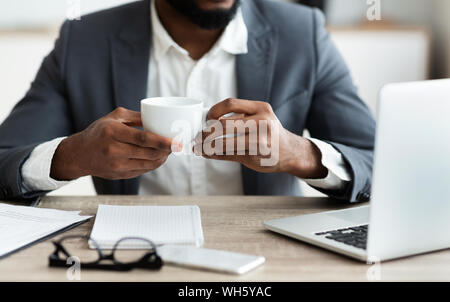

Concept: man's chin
[[166, 0, 241, 30]]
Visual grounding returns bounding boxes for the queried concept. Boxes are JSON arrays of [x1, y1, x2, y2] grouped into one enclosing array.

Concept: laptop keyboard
[[315, 225, 368, 250]]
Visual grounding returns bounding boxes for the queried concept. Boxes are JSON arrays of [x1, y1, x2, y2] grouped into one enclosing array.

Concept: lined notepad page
[[90, 205, 204, 249]]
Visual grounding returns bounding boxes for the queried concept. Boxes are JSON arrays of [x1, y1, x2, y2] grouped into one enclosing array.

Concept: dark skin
[[51, 0, 327, 181], [155, 0, 227, 60]]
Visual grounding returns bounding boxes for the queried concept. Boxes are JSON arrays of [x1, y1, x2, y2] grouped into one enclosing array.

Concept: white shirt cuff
[[21, 137, 70, 192], [302, 138, 352, 190]]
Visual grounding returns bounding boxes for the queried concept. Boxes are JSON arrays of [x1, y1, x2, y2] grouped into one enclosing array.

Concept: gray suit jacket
[[0, 0, 375, 202]]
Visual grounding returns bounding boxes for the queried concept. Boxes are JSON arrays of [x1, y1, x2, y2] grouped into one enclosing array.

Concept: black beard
[[165, 0, 241, 30]]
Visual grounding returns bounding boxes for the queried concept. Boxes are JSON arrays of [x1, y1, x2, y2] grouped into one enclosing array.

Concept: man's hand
[[194, 98, 328, 179], [50, 107, 181, 181]]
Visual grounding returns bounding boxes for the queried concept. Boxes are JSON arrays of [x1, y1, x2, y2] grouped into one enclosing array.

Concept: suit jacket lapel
[[237, 0, 278, 195], [110, 0, 151, 194]]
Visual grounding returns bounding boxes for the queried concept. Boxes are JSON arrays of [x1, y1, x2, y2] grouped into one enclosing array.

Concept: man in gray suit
[[0, 0, 375, 202]]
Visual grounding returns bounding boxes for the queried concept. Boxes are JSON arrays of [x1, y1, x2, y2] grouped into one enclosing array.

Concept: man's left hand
[[193, 98, 328, 179]]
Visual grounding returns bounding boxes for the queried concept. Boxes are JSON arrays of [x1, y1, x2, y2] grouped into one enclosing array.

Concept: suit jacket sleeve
[[306, 9, 376, 203], [0, 21, 74, 202]]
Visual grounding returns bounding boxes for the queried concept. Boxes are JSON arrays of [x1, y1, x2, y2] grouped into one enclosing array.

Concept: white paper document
[[89, 205, 204, 249], [0, 203, 92, 259]]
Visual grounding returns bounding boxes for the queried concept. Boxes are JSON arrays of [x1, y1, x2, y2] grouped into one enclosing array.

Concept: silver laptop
[[264, 79, 450, 262]]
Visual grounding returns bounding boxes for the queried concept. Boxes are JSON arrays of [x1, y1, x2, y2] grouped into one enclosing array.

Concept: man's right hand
[[50, 107, 181, 181]]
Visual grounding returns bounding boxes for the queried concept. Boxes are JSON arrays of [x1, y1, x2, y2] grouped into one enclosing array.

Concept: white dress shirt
[[21, 0, 351, 194]]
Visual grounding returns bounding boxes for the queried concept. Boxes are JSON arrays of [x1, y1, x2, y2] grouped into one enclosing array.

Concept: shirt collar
[[150, 0, 248, 61]]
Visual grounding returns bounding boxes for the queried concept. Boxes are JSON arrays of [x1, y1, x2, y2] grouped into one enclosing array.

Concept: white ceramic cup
[[140, 97, 208, 144]]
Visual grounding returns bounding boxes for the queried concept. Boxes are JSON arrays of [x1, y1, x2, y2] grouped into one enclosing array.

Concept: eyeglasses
[[49, 235, 163, 271]]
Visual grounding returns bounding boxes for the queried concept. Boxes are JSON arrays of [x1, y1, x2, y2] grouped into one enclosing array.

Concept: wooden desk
[[1, 195, 449, 281]]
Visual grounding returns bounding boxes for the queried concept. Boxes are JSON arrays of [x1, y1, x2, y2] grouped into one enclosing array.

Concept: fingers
[[194, 133, 259, 156], [110, 122, 182, 151], [110, 107, 143, 127], [109, 142, 171, 160], [202, 99, 276, 144], [106, 157, 168, 177], [206, 98, 263, 121], [196, 119, 255, 146], [202, 154, 241, 162], [211, 135, 253, 153]]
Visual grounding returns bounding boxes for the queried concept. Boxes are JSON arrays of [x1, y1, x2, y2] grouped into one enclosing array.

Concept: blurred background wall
[[0, 0, 449, 196]]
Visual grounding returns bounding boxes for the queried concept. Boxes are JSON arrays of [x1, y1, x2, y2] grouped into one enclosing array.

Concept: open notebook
[[89, 205, 204, 249]]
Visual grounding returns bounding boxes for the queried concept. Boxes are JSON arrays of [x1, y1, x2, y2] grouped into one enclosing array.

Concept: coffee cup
[[140, 97, 208, 148]]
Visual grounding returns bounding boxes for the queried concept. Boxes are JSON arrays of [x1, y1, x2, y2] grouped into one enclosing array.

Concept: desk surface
[[1, 195, 449, 281]]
